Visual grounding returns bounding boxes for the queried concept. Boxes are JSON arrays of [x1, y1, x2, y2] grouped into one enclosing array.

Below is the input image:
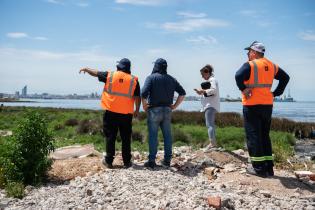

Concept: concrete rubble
[[1, 146, 314, 210]]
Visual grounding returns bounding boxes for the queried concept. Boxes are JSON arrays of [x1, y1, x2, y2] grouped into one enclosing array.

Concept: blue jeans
[[147, 107, 172, 163], [205, 107, 217, 145]]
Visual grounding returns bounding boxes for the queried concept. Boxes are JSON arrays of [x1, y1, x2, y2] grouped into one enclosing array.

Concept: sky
[[0, 0, 315, 101]]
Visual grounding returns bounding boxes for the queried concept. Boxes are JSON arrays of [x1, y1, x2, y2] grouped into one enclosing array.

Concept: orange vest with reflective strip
[[101, 71, 138, 114], [242, 57, 278, 105]]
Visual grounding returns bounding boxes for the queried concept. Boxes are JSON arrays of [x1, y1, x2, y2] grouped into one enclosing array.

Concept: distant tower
[[21, 85, 27, 97], [15, 91, 20, 98]]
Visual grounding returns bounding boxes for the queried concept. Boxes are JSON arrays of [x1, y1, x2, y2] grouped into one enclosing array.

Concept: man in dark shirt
[[79, 58, 140, 169], [235, 41, 290, 177], [141, 58, 186, 168]]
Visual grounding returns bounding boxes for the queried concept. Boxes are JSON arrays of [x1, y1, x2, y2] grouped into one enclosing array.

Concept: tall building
[[15, 91, 20, 98], [22, 85, 27, 97]]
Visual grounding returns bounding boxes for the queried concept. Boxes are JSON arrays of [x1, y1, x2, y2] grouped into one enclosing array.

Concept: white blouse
[[200, 76, 220, 112]]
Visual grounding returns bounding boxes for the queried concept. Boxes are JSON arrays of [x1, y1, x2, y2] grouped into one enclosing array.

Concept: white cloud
[[186, 35, 217, 44], [34, 36, 48, 41], [46, 0, 88, 7], [45, 0, 64, 5], [299, 31, 315, 41], [115, 0, 164, 6], [161, 18, 229, 32], [177, 11, 207, 18], [76, 2, 89, 7], [7, 32, 28, 39], [239, 10, 260, 18], [7, 32, 49, 41]]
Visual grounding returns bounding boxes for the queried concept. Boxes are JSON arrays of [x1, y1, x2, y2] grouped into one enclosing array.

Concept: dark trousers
[[103, 110, 133, 165], [243, 105, 273, 173]]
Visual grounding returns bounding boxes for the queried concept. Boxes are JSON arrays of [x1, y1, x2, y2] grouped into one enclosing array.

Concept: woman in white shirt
[[194, 65, 220, 149]]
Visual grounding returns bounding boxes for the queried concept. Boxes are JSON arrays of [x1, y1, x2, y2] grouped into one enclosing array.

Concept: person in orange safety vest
[[79, 58, 141, 169], [235, 41, 290, 177]]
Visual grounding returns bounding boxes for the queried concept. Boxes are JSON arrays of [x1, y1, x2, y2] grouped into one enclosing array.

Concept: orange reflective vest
[[101, 71, 138, 114], [242, 57, 278, 105]]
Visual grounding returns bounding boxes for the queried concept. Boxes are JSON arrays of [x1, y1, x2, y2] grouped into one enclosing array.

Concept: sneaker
[[203, 143, 218, 152], [246, 166, 267, 178], [124, 162, 133, 169], [102, 159, 113, 169], [161, 159, 171, 167], [144, 161, 156, 169]]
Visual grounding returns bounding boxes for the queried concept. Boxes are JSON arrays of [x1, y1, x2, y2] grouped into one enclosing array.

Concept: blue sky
[[0, 0, 315, 100]]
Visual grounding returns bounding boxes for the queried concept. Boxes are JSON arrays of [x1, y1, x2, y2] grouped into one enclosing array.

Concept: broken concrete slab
[[50, 144, 102, 160], [294, 171, 315, 181]]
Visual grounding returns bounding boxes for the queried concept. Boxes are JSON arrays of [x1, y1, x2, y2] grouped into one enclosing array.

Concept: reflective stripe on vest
[[104, 72, 135, 98], [245, 60, 276, 88]]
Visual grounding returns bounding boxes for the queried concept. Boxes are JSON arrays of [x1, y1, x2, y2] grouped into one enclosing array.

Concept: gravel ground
[[1, 146, 315, 210]]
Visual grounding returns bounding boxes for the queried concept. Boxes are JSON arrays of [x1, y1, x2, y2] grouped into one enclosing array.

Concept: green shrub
[[5, 182, 25, 198], [0, 111, 54, 187], [53, 123, 65, 131], [64, 118, 79, 126], [0, 138, 23, 185], [271, 131, 295, 163], [132, 130, 145, 143], [216, 112, 243, 128], [216, 126, 246, 151], [77, 119, 101, 135], [171, 111, 204, 125], [172, 126, 190, 143]]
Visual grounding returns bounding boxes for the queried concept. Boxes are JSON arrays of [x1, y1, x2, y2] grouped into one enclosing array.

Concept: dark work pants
[[243, 105, 273, 173], [103, 110, 133, 165]]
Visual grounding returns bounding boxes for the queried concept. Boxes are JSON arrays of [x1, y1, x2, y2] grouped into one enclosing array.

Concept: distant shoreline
[[1, 98, 315, 102], [0, 99, 35, 103]]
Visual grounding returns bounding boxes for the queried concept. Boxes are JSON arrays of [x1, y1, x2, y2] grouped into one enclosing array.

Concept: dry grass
[[47, 157, 103, 182]]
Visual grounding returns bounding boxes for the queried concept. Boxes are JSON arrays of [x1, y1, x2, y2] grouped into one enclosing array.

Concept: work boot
[[124, 162, 133, 169], [246, 166, 267, 178], [266, 167, 274, 176], [144, 161, 156, 169], [161, 159, 171, 167], [102, 159, 113, 169]]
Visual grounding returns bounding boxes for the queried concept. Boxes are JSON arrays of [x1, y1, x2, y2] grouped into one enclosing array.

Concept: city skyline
[[1, 0, 315, 100]]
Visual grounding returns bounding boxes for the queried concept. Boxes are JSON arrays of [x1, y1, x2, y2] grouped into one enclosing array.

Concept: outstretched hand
[[194, 88, 204, 95], [79, 68, 89, 74], [79, 67, 98, 77]]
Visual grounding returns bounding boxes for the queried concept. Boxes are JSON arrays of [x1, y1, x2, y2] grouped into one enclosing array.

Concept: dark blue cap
[[154, 58, 167, 67], [116, 58, 131, 73], [152, 58, 167, 74]]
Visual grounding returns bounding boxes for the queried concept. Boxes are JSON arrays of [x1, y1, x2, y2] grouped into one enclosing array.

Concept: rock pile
[[1, 146, 314, 210]]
